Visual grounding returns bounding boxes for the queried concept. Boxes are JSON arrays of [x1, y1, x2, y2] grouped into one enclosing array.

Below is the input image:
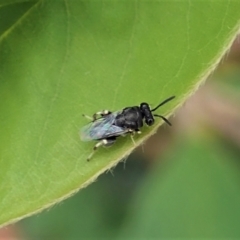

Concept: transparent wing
[[80, 112, 127, 141]]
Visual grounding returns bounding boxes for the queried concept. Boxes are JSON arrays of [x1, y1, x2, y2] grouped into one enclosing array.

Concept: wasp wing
[[80, 112, 127, 141]]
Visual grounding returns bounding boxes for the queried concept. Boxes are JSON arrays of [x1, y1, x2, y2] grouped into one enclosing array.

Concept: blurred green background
[[1, 36, 239, 240]]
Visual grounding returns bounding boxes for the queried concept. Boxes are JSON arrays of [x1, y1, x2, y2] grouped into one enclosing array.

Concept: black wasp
[[80, 96, 175, 161]]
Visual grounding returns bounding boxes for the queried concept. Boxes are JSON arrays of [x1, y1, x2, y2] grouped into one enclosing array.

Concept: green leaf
[[117, 138, 240, 238], [0, 0, 240, 226]]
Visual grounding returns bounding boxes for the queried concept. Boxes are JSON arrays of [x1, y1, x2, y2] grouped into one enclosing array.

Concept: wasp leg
[[130, 134, 136, 146], [132, 129, 142, 135], [128, 129, 136, 146], [87, 137, 116, 161], [93, 110, 112, 121], [128, 129, 141, 146], [82, 114, 94, 121], [82, 110, 112, 122], [135, 129, 142, 134]]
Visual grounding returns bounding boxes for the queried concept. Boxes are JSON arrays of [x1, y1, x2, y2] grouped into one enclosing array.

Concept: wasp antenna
[[153, 114, 172, 126], [151, 96, 175, 112]]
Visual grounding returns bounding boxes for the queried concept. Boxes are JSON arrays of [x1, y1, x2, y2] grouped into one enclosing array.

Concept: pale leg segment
[[92, 110, 112, 121], [87, 137, 116, 161]]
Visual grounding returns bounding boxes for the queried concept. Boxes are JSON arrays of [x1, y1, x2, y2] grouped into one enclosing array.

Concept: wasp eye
[[146, 118, 154, 126]]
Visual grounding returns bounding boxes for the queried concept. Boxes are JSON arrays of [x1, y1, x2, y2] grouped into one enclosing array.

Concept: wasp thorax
[[115, 107, 143, 129]]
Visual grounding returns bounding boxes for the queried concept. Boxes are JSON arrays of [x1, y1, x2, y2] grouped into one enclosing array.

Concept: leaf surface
[[0, 0, 240, 226]]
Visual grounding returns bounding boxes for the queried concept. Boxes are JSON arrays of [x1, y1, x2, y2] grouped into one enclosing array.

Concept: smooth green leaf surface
[[118, 138, 240, 238], [0, 0, 240, 226]]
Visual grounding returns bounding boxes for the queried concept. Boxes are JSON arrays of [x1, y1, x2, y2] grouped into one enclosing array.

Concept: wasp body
[[81, 96, 175, 161]]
